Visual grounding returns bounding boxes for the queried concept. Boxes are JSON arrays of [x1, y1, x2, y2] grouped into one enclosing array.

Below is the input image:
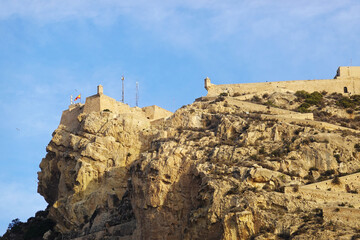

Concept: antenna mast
[[136, 82, 139, 107], [121, 75, 125, 103]]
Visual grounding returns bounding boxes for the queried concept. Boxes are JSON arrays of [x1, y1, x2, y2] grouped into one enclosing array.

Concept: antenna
[[121, 76, 125, 103], [70, 95, 73, 105], [136, 82, 139, 107]]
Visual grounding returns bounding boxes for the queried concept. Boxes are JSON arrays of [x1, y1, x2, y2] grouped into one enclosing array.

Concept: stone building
[[60, 85, 172, 128]]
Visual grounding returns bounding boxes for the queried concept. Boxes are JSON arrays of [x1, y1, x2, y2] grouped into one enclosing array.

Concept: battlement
[[60, 85, 173, 129], [205, 67, 360, 97]]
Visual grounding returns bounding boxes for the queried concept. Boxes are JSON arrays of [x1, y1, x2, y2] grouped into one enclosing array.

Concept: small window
[[344, 87, 348, 93]]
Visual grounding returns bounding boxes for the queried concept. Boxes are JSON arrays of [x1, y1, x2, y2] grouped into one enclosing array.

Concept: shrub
[[262, 93, 269, 99], [264, 100, 277, 108], [347, 108, 354, 114], [250, 154, 260, 161], [219, 92, 228, 97], [24, 219, 55, 240], [277, 227, 291, 240], [337, 97, 355, 109], [305, 91, 323, 105], [251, 95, 262, 103], [351, 234, 360, 240], [355, 144, 360, 152], [295, 90, 311, 99], [322, 169, 335, 176], [331, 176, 341, 185], [259, 147, 266, 154], [296, 91, 323, 112], [298, 103, 311, 113], [8, 218, 22, 233], [334, 154, 341, 163]]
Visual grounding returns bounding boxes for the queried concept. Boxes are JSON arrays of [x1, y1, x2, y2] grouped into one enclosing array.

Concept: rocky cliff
[[3, 90, 360, 240]]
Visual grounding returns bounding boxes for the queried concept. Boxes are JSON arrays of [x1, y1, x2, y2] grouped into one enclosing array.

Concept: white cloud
[[1, 0, 359, 38]]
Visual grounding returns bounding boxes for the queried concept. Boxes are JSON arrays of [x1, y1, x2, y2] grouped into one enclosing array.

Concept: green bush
[[298, 103, 311, 113], [295, 90, 311, 99], [296, 91, 323, 112], [337, 97, 355, 109], [305, 91, 323, 105]]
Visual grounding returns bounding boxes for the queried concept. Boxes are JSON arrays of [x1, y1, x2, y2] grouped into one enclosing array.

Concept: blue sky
[[1, 0, 360, 234]]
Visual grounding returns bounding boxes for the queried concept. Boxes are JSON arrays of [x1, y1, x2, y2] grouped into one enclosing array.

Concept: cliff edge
[[3, 79, 360, 240]]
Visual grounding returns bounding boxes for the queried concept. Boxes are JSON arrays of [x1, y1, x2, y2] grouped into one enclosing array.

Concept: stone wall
[[83, 94, 131, 114], [142, 105, 173, 121], [260, 114, 360, 134], [207, 78, 360, 97], [206, 67, 360, 97], [285, 187, 360, 208], [225, 98, 314, 120], [83, 94, 102, 113], [301, 173, 360, 193], [335, 66, 360, 79], [59, 103, 84, 131]]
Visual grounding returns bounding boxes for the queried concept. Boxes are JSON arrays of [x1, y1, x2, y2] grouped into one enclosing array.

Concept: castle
[[205, 66, 360, 96], [60, 85, 173, 128]]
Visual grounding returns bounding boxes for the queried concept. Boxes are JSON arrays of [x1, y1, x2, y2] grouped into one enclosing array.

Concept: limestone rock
[[35, 90, 360, 240]]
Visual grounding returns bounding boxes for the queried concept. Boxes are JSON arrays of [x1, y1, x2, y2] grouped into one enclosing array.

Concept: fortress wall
[[336, 66, 360, 79], [60, 104, 84, 131], [260, 115, 360, 134], [115, 102, 132, 114], [152, 106, 173, 120], [83, 94, 132, 114], [98, 94, 132, 114], [142, 106, 156, 119], [300, 173, 360, 192], [207, 78, 360, 97], [260, 113, 313, 121], [284, 187, 360, 207], [323, 207, 360, 228], [226, 98, 296, 115], [98, 94, 118, 112], [226, 98, 314, 121], [142, 105, 173, 120], [83, 95, 101, 113]]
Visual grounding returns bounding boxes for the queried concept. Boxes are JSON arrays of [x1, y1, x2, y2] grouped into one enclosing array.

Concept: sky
[[1, 0, 360, 235]]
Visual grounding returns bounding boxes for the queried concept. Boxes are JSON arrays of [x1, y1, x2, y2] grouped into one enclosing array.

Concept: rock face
[[38, 111, 153, 234], [35, 91, 360, 240]]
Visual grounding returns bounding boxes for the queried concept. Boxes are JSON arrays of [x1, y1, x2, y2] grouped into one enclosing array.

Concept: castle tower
[[204, 77, 213, 91], [97, 85, 103, 95]]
